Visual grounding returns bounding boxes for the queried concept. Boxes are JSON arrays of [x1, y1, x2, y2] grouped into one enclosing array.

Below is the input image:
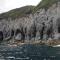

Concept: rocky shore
[[1, 39, 60, 48]]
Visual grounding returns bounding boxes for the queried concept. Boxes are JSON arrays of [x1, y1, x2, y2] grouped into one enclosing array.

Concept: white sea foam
[[6, 56, 15, 59], [53, 45, 60, 47]]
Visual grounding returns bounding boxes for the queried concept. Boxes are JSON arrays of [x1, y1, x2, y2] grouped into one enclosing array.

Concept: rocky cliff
[[0, 0, 60, 43]]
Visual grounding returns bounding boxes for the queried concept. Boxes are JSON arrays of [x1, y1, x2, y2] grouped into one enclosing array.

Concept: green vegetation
[[0, 0, 60, 19], [0, 6, 35, 19], [33, 0, 59, 13]]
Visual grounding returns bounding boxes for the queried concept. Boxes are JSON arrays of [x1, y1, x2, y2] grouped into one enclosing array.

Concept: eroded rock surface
[[0, 2, 60, 43]]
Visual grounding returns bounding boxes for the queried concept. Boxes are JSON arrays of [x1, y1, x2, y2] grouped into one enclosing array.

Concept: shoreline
[[1, 39, 60, 47]]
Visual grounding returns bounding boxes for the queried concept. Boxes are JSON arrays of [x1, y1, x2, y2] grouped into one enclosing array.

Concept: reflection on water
[[0, 44, 60, 60]]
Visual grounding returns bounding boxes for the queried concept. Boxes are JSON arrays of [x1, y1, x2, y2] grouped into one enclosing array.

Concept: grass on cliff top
[[33, 0, 59, 13], [0, 6, 35, 19], [0, 0, 60, 19]]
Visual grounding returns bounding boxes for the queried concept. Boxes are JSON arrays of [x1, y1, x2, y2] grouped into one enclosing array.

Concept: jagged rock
[[0, 1, 60, 42]]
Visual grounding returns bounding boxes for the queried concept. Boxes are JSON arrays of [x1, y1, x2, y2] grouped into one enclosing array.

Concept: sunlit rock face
[[0, 2, 60, 42]]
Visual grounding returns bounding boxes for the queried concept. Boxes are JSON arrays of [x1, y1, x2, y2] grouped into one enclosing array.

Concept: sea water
[[0, 44, 60, 60]]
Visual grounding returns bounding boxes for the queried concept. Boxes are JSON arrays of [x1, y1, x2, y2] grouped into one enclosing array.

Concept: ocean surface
[[0, 44, 60, 60]]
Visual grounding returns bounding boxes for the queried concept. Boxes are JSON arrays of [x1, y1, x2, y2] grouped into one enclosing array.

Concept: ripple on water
[[16, 57, 30, 60], [6, 56, 15, 59]]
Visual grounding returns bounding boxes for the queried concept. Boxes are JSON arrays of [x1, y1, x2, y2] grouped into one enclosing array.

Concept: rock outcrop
[[0, 0, 60, 43]]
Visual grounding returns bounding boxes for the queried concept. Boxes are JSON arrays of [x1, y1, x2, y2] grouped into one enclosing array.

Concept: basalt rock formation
[[0, 0, 60, 43]]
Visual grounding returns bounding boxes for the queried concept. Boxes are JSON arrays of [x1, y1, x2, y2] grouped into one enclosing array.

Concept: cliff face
[[0, 1, 60, 43]]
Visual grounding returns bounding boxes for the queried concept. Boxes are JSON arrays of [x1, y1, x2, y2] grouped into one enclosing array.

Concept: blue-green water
[[0, 44, 60, 60]]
